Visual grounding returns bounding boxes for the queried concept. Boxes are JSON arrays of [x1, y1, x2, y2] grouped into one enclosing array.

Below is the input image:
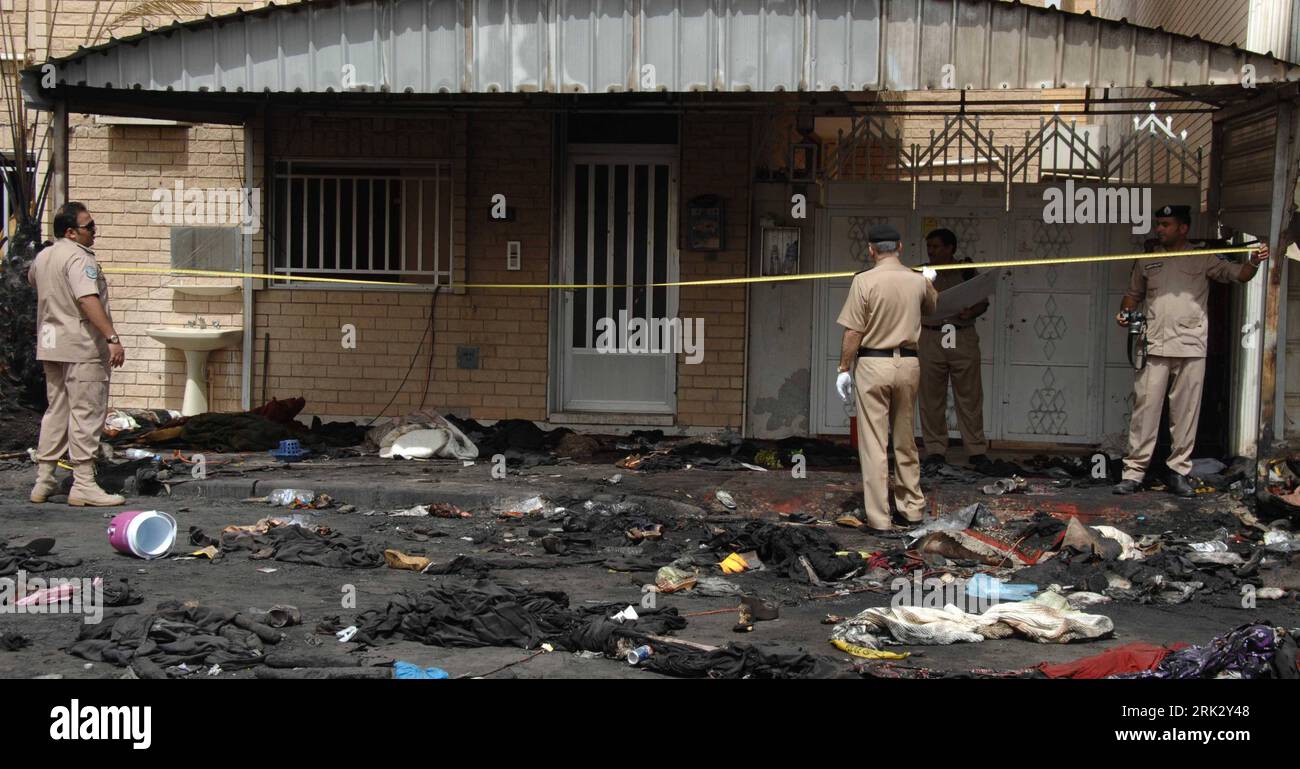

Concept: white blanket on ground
[[832, 592, 1114, 647], [368, 413, 479, 460]]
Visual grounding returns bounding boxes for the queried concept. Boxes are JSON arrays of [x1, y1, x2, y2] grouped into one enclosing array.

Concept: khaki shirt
[[920, 257, 980, 328], [837, 259, 939, 349], [1125, 249, 1243, 357], [28, 239, 112, 363]]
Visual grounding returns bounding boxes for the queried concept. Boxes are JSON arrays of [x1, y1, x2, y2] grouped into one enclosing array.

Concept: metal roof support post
[[51, 98, 68, 212], [1256, 99, 1300, 482]]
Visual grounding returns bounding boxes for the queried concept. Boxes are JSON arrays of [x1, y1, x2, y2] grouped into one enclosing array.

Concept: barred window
[[271, 160, 452, 287]]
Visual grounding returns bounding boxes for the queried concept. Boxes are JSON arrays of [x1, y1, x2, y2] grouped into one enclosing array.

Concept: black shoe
[[1167, 472, 1196, 498], [968, 454, 990, 468], [922, 454, 946, 468], [1112, 479, 1141, 495]]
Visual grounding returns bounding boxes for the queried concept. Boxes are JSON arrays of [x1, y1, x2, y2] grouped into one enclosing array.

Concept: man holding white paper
[[917, 228, 990, 470]]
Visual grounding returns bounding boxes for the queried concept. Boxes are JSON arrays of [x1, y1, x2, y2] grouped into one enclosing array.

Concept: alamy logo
[[0, 571, 103, 624], [1042, 179, 1152, 234], [151, 180, 261, 234], [49, 699, 152, 750], [594, 310, 704, 365]]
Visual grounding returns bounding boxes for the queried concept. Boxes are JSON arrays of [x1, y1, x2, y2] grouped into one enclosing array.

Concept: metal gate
[[812, 112, 1205, 444]]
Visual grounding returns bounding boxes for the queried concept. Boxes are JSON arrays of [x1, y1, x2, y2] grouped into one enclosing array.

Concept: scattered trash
[[715, 490, 737, 510], [965, 573, 1038, 602], [835, 514, 864, 529], [336, 626, 359, 643], [208, 665, 223, 676], [982, 476, 1027, 496], [518, 497, 547, 514], [625, 524, 664, 542], [266, 488, 319, 506], [384, 549, 432, 572], [780, 512, 818, 525], [609, 606, 639, 623], [833, 592, 1113, 646], [1188, 529, 1231, 553], [107, 510, 177, 560], [122, 449, 160, 461], [655, 565, 698, 593], [739, 595, 780, 623], [1255, 587, 1287, 600], [626, 645, 654, 665], [694, 577, 743, 597], [177, 546, 220, 561], [270, 439, 311, 461], [607, 474, 623, 484], [906, 502, 998, 539], [394, 661, 450, 679], [830, 638, 909, 660], [1190, 458, 1227, 477], [719, 551, 759, 574]]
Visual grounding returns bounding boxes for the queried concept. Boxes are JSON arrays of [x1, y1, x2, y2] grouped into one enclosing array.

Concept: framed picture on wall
[[685, 195, 724, 251], [761, 227, 801, 276]]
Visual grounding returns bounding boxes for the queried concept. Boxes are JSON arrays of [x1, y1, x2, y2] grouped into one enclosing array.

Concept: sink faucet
[[191, 315, 207, 329]]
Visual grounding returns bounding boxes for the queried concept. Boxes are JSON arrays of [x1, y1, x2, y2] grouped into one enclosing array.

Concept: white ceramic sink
[[146, 326, 243, 352], [146, 327, 243, 415]]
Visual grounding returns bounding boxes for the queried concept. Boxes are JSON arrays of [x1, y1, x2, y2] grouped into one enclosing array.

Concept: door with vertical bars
[[561, 149, 679, 413]]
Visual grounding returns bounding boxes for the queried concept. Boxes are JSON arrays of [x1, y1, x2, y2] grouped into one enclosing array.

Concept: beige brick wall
[[677, 113, 752, 429], [254, 111, 552, 422]]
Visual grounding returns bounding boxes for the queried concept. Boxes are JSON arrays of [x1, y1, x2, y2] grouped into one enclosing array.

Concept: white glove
[[922, 266, 937, 281], [836, 371, 853, 403]]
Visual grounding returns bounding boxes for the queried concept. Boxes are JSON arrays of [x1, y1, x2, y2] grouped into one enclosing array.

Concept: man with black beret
[[1114, 204, 1269, 497], [835, 224, 939, 530]]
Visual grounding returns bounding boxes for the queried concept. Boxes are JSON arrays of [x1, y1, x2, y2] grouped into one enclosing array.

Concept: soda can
[[626, 645, 653, 665]]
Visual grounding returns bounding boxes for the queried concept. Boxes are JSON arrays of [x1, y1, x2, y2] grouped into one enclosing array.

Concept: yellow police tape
[[100, 246, 1260, 290]]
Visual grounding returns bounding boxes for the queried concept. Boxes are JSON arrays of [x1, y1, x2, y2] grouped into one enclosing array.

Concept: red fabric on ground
[[1039, 642, 1189, 679]]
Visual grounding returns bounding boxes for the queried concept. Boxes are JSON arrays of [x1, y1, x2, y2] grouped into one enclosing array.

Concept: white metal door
[[1002, 185, 1103, 444], [560, 147, 679, 413], [811, 185, 912, 435]]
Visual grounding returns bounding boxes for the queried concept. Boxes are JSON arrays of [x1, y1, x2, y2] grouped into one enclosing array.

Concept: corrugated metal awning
[[23, 0, 1300, 105]]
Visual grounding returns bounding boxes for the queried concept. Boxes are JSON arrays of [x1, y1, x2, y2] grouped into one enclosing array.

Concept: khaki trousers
[[1121, 355, 1205, 483], [854, 355, 925, 529], [36, 360, 110, 464], [918, 326, 988, 458]]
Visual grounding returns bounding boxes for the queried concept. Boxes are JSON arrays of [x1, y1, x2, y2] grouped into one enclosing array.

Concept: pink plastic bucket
[[107, 510, 177, 560]]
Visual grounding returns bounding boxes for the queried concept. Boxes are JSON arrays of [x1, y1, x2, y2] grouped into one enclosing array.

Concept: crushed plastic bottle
[[268, 489, 316, 507], [123, 449, 159, 461]]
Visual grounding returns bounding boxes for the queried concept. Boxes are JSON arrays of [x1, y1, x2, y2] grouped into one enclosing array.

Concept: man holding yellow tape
[[1114, 205, 1269, 497]]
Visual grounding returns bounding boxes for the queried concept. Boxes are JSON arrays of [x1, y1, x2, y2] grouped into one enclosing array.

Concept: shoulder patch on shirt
[[84, 265, 100, 280]]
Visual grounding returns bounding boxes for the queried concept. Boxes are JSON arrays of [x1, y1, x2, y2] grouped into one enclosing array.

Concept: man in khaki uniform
[[836, 225, 939, 531], [1114, 204, 1269, 497], [28, 202, 126, 507], [918, 228, 989, 469]]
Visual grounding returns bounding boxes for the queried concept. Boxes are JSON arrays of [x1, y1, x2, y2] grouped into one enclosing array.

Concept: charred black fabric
[[89, 457, 166, 496], [774, 437, 858, 467], [1013, 552, 1112, 594], [424, 553, 605, 576], [445, 416, 574, 455], [1, 633, 31, 651], [0, 538, 80, 576], [194, 524, 385, 569], [353, 578, 685, 651], [641, 641, 843, 679], [69, 601, 282, 671], [304, 416, 368, 447], [1007, 512, 1069, 553], [180, 412, 293, 452], [102, 578, 145, 607], [707, 522, 858, 582]]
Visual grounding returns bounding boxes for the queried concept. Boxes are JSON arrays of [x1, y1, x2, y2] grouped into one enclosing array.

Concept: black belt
[[858, 347, 918, 358]]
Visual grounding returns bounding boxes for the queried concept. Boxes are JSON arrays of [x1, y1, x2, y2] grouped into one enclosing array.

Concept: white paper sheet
[[922, 269, 999, 326]]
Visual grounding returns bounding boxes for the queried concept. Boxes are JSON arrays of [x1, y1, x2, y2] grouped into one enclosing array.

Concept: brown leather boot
[[29, 461, 61, 503], [68, 462, 125, 507]]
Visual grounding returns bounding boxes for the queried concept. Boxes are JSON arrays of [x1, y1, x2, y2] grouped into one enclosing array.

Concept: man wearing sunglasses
[[27, 202, 126, 507]]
